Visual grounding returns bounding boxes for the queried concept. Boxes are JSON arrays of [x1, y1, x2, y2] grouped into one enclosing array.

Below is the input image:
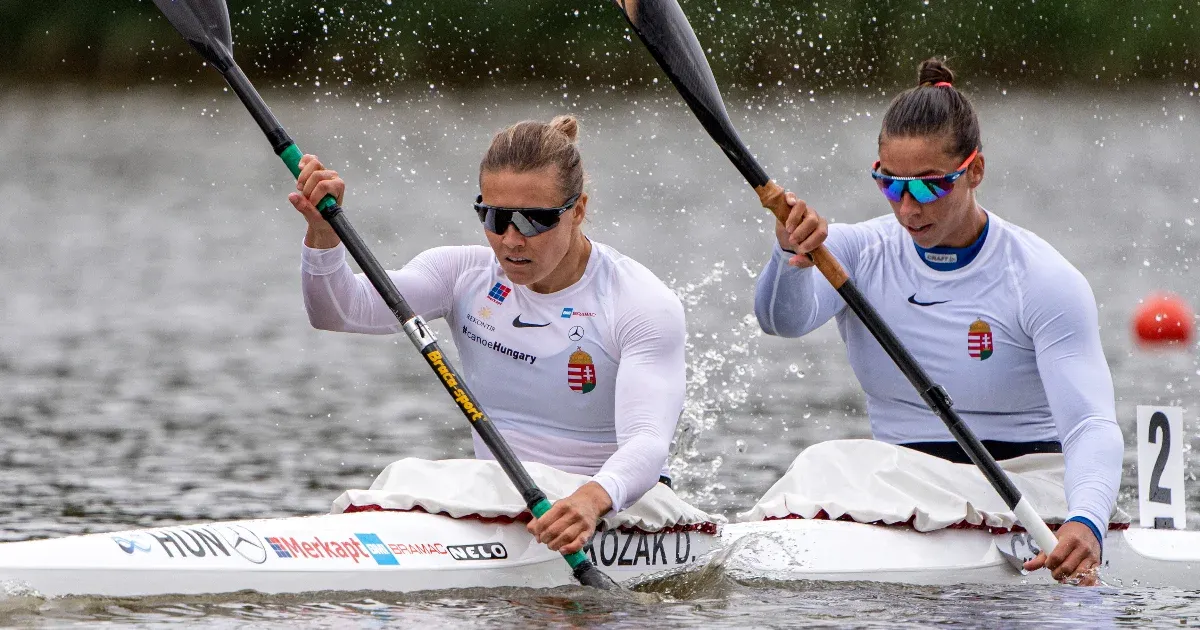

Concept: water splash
[[669, 261, 765, 511]]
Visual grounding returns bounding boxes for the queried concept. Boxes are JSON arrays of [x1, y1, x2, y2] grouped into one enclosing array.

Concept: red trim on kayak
[[764, 510, 1130, 533], [343, 504, 720, 535]]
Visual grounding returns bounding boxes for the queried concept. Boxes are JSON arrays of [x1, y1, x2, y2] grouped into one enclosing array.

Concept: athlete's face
[[876, 135, 986, 249], [479, 167, 589, 293]]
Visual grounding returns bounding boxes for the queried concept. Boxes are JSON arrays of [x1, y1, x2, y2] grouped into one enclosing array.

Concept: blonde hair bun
[[549, 115, 579, 143]]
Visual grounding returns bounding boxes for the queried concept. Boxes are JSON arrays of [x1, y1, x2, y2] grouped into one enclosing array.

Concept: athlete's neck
[[529, 234, 592, 294], [915, 211, 990, 272]]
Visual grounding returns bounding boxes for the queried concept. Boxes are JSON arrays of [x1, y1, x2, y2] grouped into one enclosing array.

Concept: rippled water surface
[[2, 87, 1199, 626]]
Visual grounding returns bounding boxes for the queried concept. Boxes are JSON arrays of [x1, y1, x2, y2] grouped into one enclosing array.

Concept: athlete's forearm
[[600, 296, 686, 512], [301, 242, 404, 334], [1061, 417, 1123, 536], [754, 245, 829, 337]]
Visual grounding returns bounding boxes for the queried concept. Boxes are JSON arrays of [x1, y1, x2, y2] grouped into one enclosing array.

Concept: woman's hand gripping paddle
[[148, 0, 619, 591], [609, 0, 1060, 557]]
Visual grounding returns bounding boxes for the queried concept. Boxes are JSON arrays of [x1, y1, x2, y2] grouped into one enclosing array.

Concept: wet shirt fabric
[[301, 240, 685, 512], [753, 211, 1122, 535]]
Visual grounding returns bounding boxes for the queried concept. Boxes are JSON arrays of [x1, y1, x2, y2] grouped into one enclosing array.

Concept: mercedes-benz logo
[[568, 326, 585, 341], [217, 524, 268, 564]]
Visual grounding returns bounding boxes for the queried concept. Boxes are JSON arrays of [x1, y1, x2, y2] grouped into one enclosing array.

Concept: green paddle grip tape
[[278, 143, 339, 212], [563, 549, 588, 569], [530, 499, 587, 568]]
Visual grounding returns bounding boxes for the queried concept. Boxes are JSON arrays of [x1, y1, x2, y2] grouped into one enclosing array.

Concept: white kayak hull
[[3, 513, 1198, 597], [718, 519, 1200, 588], [0, 511, 713, 598]]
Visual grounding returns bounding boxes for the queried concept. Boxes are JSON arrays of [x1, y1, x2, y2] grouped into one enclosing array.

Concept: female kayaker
[[755, 59, 1122, 584], [289, 115, 685, 555]]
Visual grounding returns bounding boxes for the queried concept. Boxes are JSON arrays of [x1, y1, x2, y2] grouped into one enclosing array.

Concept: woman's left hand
[[1023, 520, 1102, 585], [527, 482, 613, 554]]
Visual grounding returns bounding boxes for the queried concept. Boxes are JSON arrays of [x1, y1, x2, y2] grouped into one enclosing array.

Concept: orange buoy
[[1133, 292, 1195, 347]]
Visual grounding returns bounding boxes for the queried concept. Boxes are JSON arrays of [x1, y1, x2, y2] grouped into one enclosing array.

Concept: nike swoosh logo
[[908, 294, 950, 307], [512, 315, 551, 328]]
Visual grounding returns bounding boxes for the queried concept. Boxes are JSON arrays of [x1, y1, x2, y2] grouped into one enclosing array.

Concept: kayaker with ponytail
[[755, 59, 1122, 584], [289, 115, 686, 555]]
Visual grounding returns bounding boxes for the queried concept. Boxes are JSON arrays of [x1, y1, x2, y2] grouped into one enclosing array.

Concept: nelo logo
[[447, 542, 508, 561]]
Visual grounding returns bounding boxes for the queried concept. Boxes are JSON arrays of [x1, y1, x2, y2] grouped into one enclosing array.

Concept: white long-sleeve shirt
[[302, 240, 686, 512], [754, 211, 1123, 534]]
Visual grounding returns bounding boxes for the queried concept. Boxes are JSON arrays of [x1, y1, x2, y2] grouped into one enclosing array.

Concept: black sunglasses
[[473, 193, 581, 237]]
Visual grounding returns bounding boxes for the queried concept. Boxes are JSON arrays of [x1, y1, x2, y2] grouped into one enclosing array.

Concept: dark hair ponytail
[[879, 58, 980, 159]]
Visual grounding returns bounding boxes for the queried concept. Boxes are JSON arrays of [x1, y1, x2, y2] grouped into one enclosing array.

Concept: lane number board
[[1136, 406, 1186, 529]]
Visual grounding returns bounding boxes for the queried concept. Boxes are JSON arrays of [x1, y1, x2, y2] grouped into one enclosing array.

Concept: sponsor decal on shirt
[[968, 319, 994, 360], [561, 307, 596, 318], [461, 326, 538, 364], [487, 282, 511, 305], [568, 347, 597, 393], [466, 312, 496, 332], [446, 542, 508, 561]]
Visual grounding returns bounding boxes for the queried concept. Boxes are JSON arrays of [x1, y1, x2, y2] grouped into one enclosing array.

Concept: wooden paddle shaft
[[755, 180, 849, 289]]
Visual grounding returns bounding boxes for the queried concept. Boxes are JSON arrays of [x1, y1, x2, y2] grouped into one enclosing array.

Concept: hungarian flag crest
[[967, 319, 994, 360], [567, 347, 597, 393]]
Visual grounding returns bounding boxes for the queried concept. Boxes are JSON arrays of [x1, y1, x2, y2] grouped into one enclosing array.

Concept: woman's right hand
[[774, 191, 828, 268], [288, 154, 345, 249]]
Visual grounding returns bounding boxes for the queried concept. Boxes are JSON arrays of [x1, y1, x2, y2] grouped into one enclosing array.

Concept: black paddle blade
[[152, 0, 234, 71], [573, 560, 623, 591], [613, 0, 767, 186]]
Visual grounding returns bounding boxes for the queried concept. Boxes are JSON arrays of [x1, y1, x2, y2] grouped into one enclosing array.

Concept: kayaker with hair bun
[[289, 115, 686, 555], [755, 58, 1122, 584]]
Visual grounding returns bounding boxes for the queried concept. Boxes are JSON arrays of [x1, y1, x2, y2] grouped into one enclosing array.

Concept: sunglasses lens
[[907, 181, 939, 204], [477, 208, 560, 237], [877, 177, 905, 203]]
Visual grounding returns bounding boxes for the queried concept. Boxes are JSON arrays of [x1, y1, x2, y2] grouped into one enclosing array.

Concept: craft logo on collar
[[924, 252, 957, 264], [967, 318, 994, 360], [487, 283, 511, 305], [567, 347, 597, 393]]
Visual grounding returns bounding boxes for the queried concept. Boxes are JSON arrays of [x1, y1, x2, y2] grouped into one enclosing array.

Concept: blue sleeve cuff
[[1066, 515, 1104, 549]]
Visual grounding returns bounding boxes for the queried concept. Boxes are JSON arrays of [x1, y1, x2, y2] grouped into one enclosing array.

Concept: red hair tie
[[933, 81, 953, 88]]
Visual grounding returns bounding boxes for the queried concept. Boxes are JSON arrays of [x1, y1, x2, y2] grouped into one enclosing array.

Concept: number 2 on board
[[1136, 406, 1186, 529]]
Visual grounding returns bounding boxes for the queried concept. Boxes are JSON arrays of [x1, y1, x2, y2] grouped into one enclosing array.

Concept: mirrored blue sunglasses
[[871, 148, 979, 204]]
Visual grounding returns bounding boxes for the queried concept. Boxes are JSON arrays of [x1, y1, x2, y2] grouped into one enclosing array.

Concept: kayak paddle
[[149, 0, 620, 590], [610, 0, 1061, 557]]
